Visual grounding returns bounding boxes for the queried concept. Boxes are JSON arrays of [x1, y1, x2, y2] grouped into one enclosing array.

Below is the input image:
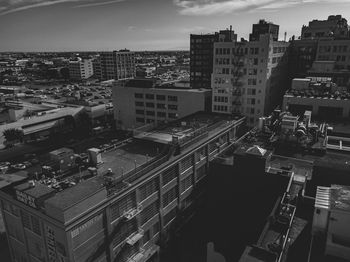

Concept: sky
[[0, 0, 350, 51]]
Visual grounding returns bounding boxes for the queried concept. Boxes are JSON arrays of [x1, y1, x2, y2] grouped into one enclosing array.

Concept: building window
[[139, 178, 158, 201], [143, 229, 151, 244], [163, 187, 177, 207], [157, 112, 166, 117], [31, 216, 41, 236], [134, 93, 143, 99], [145, 94, 154, 100], [163, 208, 176, 226], [162, 166, 177, 185], [136, 109, 144, 115], [168, 105, 178, 111], [180, 175, 193, 193], [146, 111, 155, 116], [110, 193, 135, 221], [168, 96, 178, 102], [22, 212, 31, 230], [153, 221, 160, 235], [135, 101, 144, 107], [168, 113, 177, 119], [156, 95, 166, 100], [157, 103, 166, 109], [140, 201, 158, 225]]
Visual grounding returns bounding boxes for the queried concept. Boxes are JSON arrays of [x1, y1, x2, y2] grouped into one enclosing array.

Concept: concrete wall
[[283, 95, 350, 118]]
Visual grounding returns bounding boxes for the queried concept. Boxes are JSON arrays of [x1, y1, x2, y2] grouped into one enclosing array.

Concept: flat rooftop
[[135, 112, 240, 144], [98, 140, 163, 177], [4, 112, 244, 218]]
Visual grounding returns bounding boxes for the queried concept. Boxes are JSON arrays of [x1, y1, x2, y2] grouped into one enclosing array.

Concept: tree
[[3, 128, 24, 143]]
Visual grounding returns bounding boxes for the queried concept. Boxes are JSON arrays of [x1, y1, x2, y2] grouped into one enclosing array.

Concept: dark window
[[168, 113, 177, 119], [168, 95, 177, 102], [162, 166, 177, 185], [156, 95, 166, 100], [157, 112, 166, 117], [145, 94, 154, 99], [140, 201, 159, 225], [163, 208, 176, 226], [134, 93, 143, 98], [139, 179, 158, 201], [168, 104, 178, 110], [146, 102, 154, 108], [162, 187, 177, 207], [143, 229, 151, 244], [157, 103, 166, 109]]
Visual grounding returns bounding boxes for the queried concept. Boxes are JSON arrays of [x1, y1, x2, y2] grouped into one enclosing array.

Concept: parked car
[[12, 163, 26, 170]]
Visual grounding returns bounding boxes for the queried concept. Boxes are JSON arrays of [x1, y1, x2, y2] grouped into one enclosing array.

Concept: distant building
[[212, 30, 289, 126], [112, 79, 212, 130], [249, 19, 279, 42], [69, 58, 94, 80], [301, 15, 349, 40], [190, 28, 237, 89], [98, 49, 136, 81]]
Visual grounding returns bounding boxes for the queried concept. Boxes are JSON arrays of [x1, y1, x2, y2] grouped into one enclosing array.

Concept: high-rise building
[[68, 58, 94, 80], [301, 15, 349, 40], [190, 28, 237, 89], [212, 31, 289, 126], [249, 19, 279, 42], [288, 38, 319, 80], [98, 49, 136, 81], [112, 79, 211, 130]]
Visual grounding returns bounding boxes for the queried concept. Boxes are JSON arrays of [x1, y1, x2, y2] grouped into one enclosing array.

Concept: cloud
[[127, 25, 136, 31], [73, 0, 125, 8], [0, 0, 124, 16], [173, 0, 350, 15]]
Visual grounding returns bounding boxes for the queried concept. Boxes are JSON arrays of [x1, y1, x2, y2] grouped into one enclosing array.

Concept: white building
[[69, 58, 94, 80], [112, 79, 211, 130], [212, 34, 289, 126]]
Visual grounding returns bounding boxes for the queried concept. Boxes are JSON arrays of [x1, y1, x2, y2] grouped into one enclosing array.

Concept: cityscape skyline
[[1, 0, 350, 52]]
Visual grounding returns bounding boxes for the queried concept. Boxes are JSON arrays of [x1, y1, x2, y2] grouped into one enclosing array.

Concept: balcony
[[127, 244, 160, 262], [123, 204, 143, 220], [126, 228, 144, 245]]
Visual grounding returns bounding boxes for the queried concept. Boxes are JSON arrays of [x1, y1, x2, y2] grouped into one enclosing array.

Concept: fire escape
[[231, 43, 245, 115]]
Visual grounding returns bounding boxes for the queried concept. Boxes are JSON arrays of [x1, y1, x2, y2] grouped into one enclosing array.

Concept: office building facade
[[0, 113, 245, 262], [98, 50, 136, 81], [69, 58, 94, 80]]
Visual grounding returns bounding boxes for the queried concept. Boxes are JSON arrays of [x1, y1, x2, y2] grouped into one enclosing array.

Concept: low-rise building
[[112, 79, 211, 130], [283, 78, 350, 120], [0, 112, 245, 262]]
